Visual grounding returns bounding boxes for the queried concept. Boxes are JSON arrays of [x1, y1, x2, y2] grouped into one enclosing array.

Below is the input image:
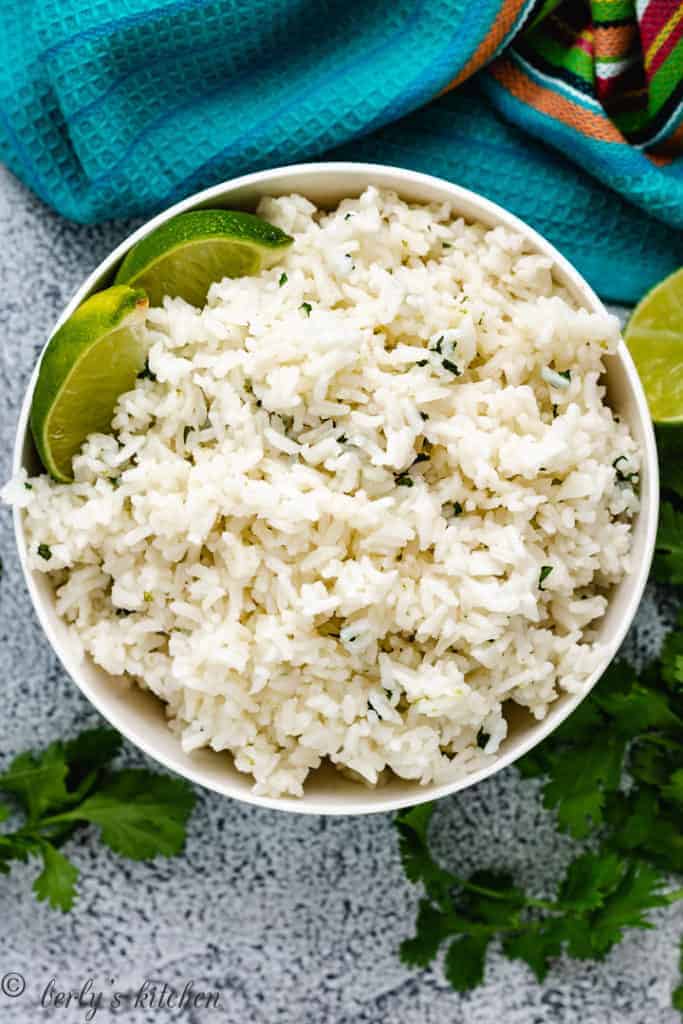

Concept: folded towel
[[1, 0, 682, 301]]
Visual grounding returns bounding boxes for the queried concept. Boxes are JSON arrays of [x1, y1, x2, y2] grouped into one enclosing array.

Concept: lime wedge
[[625, 267, 683, 424], [114, 209, 293, 307], [30, 285, 149, 482]]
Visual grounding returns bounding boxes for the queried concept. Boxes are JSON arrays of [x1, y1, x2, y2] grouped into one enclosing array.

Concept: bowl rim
[[11, 160, 659, 815]]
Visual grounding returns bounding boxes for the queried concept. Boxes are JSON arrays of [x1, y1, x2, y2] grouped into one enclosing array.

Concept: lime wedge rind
[[30, 285, 149, 483], [30, 209, 292, 481], [114, 209, 293, 308], [625, 267, 683, 426]]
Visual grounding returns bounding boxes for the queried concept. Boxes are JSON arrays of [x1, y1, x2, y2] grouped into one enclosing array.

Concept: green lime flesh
[[114, 209, 293, 307], [625, 267, 683, 425], [30, 285, 149, 482]]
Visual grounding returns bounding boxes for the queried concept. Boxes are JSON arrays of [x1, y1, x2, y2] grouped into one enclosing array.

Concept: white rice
[[4, 187, 640, 797]]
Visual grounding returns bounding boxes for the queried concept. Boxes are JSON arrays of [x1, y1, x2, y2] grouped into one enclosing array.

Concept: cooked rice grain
[[4, 188, 639, 797]]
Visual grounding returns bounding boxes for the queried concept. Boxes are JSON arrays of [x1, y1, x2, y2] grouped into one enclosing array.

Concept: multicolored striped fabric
[[1, 0, 682, 301], [481, 0, 683, 225]]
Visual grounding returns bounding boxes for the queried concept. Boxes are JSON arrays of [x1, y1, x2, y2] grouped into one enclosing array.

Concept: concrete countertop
[[0, 165, 680, 1024]]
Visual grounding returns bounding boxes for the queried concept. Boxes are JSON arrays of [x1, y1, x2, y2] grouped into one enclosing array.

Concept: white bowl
[[12, 162, 659, 815]]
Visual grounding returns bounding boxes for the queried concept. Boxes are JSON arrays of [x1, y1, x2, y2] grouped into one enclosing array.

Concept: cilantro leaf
[[529, 684, 603, 754], [633, 816, 683, 875], [541, 737, 625, 837], [0, 743, 69, 821], [663, 769, 683, 806], [395, 804, 455, 907], [396, 802, 434, 846], [524, 658, 680, 839], [676, 983, 683, 1013], [597, 683, 681, 735], [0, 729, 126, 823], [0, 833, 33, 869], [517, 694, 606, 780], [558, 851, 624, 911], [444, 934, 490, 991], [400, 900, 459, 967], [558, 914, 599, 959], [455, 870, 525, 927], [555, 861, 673, 961], [654, 503, 683, 585], [656, 426, 683, 499], [56, 770, 195, 859], [538, 565, 553, 590], [629, 739, 677, 788], [33, 843, 79, 912], [588, 862, 670, 956], [63, 727, 123, 794], [516, 749, 547, 778], [137, 358, 156, 382], [502, 924, 563, 982], [673, 937, 683, 1012], [604, 789, 660, 851], [661, 623, 683, 691]]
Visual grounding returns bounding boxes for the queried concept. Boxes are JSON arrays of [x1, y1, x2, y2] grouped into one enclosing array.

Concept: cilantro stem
[[637, 732, 679, 749], [37, 810, 89, 827], [443, 916, 556, 939], [9, 823, 56, 838], [8, 820, 79, 845], [0, 728, 196, 911], [451, 874, 558, 912]]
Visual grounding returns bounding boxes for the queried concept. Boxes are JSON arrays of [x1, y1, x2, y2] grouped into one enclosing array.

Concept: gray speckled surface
[[0, 165, 680, 1024]]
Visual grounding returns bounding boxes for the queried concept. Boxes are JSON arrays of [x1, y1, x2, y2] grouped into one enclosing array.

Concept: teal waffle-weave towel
[[1, 0, 682, 302]]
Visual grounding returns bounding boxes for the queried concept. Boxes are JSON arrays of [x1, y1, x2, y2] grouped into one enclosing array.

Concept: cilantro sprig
[[0, 727, 195, 911], [657, 426, 683, 503], [519, 655, 682, 843], [395, 634, 683, 1001], [655, 426, 683, 586], [397, 802, 680, 990], [654, 502, 683, 585]]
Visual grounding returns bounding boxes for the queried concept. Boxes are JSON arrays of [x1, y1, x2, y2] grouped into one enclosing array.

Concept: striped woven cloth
[[1, 0, 682, 301], [510, 0, 683, 152], [481, 0, 683, 225]]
